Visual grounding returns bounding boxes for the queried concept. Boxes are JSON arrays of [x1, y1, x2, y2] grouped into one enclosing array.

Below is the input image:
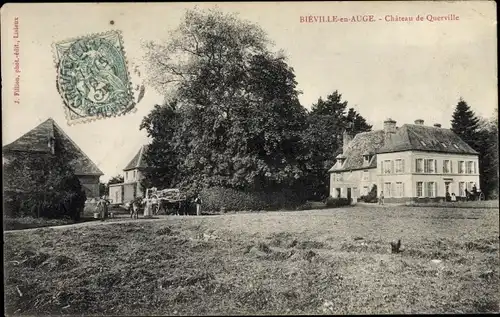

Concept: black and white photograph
[[2, 1, 498, 315]]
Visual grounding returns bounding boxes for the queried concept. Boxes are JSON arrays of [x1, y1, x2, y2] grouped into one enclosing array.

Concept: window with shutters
[[467, 182, 474, 191], [416, 159, 423, 173], [424, 159, 436, 173], [426, 182, 436, 197], [395, 159, 404, 173], [416, 182, 423, 197], [443, 160, 451, 173], [383, 160, 392, 174], [459, 182, 465, 196], [458, 161, 465, 174], [467, 161, 474, 174], [384, 182, 392, 197], [395, 182, 404, 197]]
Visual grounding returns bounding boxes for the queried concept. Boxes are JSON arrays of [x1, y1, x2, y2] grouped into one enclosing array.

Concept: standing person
[[194, 194, 202, 216], [471, 184, 478, 201], [451, 193, 457, 202], [98, 196, 108, 221], [378, 191, 384, 205], [131, 198, 140, 219], [464, 189, 470, 201]]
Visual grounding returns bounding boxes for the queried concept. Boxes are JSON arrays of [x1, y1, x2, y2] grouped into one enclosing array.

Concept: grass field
[[4, 206, 499, 315]]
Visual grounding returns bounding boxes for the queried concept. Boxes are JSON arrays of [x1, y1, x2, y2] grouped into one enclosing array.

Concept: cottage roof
[[123, 145, 149, 171], [2, 118, 103, 176], [329, 130, 386, 172], [377, 124, 478, 155]]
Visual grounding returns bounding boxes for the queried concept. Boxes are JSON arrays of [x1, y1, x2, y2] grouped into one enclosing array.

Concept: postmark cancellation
[[53, 30, 136, 124]]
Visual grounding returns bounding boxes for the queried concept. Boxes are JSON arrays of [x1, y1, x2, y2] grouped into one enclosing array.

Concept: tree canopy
[[142, 8, 308, 195]]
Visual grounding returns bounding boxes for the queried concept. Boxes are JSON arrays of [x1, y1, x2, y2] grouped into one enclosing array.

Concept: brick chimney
[[342, 130, 353, 153], [384, 118, 397, 134], [433, 123, 442, 128], [415, 119, 424, 125]]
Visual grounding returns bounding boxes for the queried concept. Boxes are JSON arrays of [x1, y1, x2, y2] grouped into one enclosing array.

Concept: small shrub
[[325, 197, 351, 208]]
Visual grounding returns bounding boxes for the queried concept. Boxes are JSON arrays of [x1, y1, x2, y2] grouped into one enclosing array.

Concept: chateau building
[[329, 119, 480, 203]]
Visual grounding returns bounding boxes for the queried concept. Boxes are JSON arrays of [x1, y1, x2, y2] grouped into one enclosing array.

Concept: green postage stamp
[[53, 30, 136, 124]]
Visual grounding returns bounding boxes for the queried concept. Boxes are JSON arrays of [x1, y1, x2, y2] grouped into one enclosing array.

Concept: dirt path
[[3, 216, 173, 234]]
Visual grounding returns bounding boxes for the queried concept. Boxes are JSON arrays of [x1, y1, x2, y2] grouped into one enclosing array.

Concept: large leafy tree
[[142, 8, 308, 195], [451, 99, 497, 198], [302, 91, 372, 199]]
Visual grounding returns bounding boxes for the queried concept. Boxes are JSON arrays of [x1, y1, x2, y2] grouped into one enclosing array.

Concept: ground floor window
[[395, 182, 404, 197], [467, 182, 475, 191], [459, 182, 465, 196], [416, 182, 423, 197], [426, 182, 436, 197], [384, 182, 392, 197]]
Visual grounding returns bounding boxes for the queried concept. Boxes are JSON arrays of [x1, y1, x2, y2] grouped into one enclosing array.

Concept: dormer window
[[362, 151, 373, 165], [336, 153, 346, 166]]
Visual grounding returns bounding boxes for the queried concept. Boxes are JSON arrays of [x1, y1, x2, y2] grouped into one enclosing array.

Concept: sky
[[2, 2, 497, 182]]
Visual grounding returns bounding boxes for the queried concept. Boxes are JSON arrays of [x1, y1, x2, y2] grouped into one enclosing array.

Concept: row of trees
[[139, 8, 372, 201]]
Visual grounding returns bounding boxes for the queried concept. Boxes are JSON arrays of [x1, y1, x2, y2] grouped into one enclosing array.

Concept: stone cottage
[[3, 118, 103, 198]]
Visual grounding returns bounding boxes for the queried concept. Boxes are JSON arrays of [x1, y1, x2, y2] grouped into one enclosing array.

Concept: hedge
[[325, 197, 351, 208], [200, 187, 307, 212]]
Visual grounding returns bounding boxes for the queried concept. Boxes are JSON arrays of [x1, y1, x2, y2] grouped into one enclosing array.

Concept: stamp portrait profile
[[53, 30, 136, 124]]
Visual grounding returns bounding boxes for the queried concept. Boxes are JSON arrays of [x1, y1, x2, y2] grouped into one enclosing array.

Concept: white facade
[[331, 150, 480, 202], [330, 168, 377, 200]]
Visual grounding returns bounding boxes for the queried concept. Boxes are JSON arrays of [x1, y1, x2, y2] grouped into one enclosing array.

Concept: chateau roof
[[329, 124, 478, 173], [377, 124, 478, 155], [329, 130, 385, 172], [2, 118, 103, 176]]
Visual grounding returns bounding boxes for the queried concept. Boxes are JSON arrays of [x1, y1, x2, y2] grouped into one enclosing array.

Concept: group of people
[[95, 194, 204, 220], [447, 184, 482, 202], [376, 184, 482, 205], [96, 196, 110, 221]]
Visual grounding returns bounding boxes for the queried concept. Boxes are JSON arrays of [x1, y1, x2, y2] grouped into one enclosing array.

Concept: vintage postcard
[[2, 1, 498, 316]]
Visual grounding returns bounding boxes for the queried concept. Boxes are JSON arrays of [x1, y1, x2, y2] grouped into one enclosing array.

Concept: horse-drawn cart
[[144, 187, 188, 215]]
